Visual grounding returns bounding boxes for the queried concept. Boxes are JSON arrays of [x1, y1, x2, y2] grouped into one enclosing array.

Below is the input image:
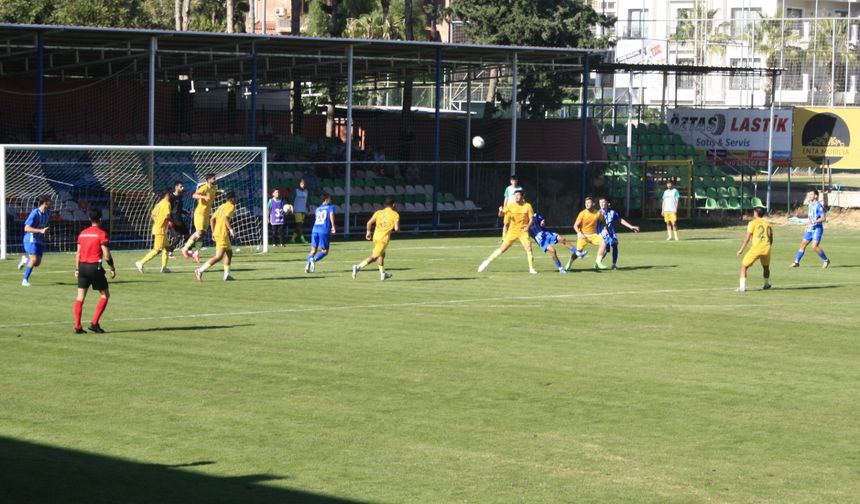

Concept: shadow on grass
[[830, 264, 860, 269], [106, 324, 254, 334], [613, 265, 679, 271], [51, 280, 149, 286], [674, 237, 731, 241], [401, 277, 477, 282], [244, 276, 327, 282], [774, 284, 843, 291], [0, 436, 369, 504]]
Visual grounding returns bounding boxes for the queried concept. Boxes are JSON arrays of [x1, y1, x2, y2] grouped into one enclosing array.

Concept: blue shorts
[[311, 231, 330, 250], [803, 228, 824, 243], [603, 234, 618, 247], [24, 242, 44, 256], [534, 231, 559, 253]]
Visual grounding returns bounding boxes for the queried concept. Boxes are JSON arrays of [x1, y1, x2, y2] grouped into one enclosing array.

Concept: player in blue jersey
[[791, 189, 830, 268], [18, 196, 53, 287], [597, 197, 640, 270], [529, 212, 577, 274], [305, 193, 337, 273]]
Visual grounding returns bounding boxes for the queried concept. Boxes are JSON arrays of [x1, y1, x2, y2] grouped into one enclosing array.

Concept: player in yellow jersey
[[352, 196, 400, 281], [735, 206, 773, 292], [181, 173, 218, 263], [135, 189, 173, 274], [195, 190, 236, 282], [566, 196, 608, 270], [478, 189, 537, 274]]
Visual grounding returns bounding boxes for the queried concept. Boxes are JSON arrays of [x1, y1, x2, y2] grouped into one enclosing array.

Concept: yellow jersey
[[194, 182, 217, 215], [371, 207, 400, 243], [151, 198, 171, 236], [747, 217, 772, 254], [575, 208, 604, 235], [503, 202, 534, 234], [212, 201, 236, 241]]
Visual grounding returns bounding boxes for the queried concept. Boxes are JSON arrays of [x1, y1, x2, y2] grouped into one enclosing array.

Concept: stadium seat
[[463, 200, 478, 210], [726, 198, 741, 210], [405, 202, 416, 212], [705, 198, 719, 210], [751, 197, 765, 208]]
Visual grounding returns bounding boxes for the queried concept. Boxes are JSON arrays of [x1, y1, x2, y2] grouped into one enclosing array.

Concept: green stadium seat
[[728, 186, 740, 198], [706, 187, 719, 200], [751, 197, 765, 208], [705, 197, 719, 210], [694, 188, 708, 200], [726, 198, 741, 210]]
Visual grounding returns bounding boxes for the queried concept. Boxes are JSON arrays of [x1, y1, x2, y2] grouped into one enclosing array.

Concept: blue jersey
[[807, 201, 825, 230], [598, 208, 620, 238], [23, 207, 51, 245], [528, 212, 551, 238], [311, 203, 335, 235]]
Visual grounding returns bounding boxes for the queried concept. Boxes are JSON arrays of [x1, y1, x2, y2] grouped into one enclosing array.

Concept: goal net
[[1, 145, 268, 260], [642, 159, 693, 220]]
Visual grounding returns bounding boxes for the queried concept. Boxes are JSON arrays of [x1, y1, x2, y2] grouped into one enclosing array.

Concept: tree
[[743, 14, 802, 106], [290, 0, 304, 135], [670, 5, 730, 105], [448, 0, 614, 117], [807, 17, 860, 106]]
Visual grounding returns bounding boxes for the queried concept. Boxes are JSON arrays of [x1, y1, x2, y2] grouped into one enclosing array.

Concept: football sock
[[23, 266, 32, 281], [313, 251, 327, 262], [183, 236, 196, 250], [18, 256, 28, 268], [817, 250, 828, 261], [378, 263, 385, 273], [487, 248, 504, 263], [526, 250, 534, 269], [673, 230, 679, 240], [92, 297, 108, 325], [553, 258, 562, 268], [199, 263, 212, 273], [611, 245, 619, 265], [223, 264, 231, 275], [795, 250, 805, 263], [73, 300, 83, 329], [161, 250, 169, 270], [306, 254, 313, 262], [358, 259, 370, 269], [739, 277, 746, 290], [140, 249, 159, 265], [764, 275, 770, 286]]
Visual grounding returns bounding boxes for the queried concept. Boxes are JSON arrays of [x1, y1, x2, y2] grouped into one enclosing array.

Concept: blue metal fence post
[[36, 33, 44, 144], [433, 47, 442, 231], [580, 55, 591, 207], [251, 42, 258, 146]]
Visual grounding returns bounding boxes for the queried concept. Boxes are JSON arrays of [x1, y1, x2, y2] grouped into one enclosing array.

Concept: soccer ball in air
[[472, 136, 485, 149]]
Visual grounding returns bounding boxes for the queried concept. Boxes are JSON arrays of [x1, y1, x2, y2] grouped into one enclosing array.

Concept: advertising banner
[[667, 108, 793, 167], [793, 108, 860, 169]]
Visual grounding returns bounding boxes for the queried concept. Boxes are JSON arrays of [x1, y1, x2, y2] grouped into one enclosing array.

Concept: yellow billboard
[[793, 108, 860, 169]]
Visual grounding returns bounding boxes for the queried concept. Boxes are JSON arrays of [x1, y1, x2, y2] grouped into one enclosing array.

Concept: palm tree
[[744, 14, 802, 105], [670, 4, 730, 105], [807, 17, 860, 106]]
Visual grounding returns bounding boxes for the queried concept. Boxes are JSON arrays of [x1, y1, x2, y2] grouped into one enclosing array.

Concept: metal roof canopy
[[595, 62, 783, 77], [0, 23, 604, 83]]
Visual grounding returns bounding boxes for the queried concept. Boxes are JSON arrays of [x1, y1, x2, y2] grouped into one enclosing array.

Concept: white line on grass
[[0, 281, 854, 330]]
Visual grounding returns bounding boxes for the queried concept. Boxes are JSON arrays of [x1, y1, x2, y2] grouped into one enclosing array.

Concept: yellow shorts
[[371, 239, 389, 258], [153, 234, 168, 251], [663, 212, 677, 223], [503, 231, 531, 249], [294, 213, 305, 224], [194, 212, 211, 232], [576, 234, 602, 250], [742, 250, 771, 268], [215, 239, 232, 251]]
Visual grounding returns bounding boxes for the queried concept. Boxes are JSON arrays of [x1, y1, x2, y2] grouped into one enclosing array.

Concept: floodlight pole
[[148, 37, 157, 146], [432, 47, 442, 231], [345, 44, 354, 235], [465, 66, 472, 199], [36, 33, 44, 145], [510, 52, 518, 176], [580, 55, 590, 208], [766, 70, 776, 213]]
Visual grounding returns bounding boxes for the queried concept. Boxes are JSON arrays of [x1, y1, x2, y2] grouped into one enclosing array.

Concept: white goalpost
[[1, 145, 269, 260]]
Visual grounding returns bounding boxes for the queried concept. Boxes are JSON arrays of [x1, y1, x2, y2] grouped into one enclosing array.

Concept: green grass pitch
[[2, 225, 859, 503]]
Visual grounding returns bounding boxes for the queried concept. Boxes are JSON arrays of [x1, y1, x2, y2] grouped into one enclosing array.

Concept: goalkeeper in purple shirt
[[18, 196, 52, 287]]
